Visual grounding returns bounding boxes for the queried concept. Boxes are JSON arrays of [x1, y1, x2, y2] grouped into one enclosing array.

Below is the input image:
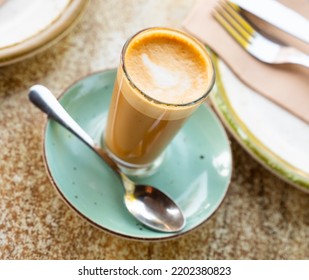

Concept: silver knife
[[228, 0, 309, 44]]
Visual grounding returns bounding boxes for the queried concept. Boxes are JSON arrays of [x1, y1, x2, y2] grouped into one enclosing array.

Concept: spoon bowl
[[124, 184, 185, 232], [121, 172, 185, 231], [29, 85, 185, 233]]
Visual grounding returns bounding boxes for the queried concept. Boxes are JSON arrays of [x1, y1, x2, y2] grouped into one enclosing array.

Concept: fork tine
[[220, 2, 254, 42], [225, 1, 255, 36], [213, 0, 261, 49], [213, 4, 249, 48]]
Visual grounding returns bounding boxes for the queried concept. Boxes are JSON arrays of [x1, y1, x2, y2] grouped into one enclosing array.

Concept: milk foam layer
[[124, 29, 213, 105]]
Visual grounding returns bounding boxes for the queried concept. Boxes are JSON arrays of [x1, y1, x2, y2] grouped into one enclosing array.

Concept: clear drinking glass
[[103, 27, 215, 176]]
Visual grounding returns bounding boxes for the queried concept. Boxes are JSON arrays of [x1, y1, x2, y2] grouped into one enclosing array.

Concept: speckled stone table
[[0, 0, 308, 260]]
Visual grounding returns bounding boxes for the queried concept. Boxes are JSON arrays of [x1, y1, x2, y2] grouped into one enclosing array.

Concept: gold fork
[[213, 1, 309, 68]]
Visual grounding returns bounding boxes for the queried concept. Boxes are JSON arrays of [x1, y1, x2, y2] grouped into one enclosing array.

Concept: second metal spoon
[[29, 85, 185, 233]]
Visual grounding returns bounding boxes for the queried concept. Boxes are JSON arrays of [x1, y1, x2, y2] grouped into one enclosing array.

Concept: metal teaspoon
[[29, 85, 185, 233]]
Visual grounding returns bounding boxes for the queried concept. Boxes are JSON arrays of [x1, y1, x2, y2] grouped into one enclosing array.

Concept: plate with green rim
[[43, 69, 232, 241], [210, 54, 309, 193]]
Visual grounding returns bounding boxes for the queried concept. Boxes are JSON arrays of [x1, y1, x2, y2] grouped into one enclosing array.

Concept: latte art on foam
[[124, 29, 211, 104], [141, 54, 178, 88], [140, 53, 193, 103]]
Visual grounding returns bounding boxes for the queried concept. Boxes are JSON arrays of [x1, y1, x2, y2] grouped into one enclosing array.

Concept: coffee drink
[[104, 27, 214, 174]]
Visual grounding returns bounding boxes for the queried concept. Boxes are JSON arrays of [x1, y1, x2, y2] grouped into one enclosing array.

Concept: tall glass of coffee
[[104, 27, 215, 176]]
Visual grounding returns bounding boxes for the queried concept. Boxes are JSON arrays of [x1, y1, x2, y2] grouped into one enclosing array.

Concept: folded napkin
[[183, 0, 309, 124]]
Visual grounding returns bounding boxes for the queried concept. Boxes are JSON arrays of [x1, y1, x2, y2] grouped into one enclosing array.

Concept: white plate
[[0, 0, 89, 66], [210, 55, 309, 193]]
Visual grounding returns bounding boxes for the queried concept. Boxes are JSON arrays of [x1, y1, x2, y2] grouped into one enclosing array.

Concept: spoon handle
[[28, 85, 121, 175]]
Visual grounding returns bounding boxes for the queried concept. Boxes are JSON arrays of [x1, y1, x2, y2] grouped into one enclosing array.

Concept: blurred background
[[0, 0, 308, 259]]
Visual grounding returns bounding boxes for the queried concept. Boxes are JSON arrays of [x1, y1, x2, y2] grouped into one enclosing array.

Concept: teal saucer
[[43, 69, 232, 241]]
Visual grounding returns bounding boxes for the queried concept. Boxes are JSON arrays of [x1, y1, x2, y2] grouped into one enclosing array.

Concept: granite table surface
[[0, 0, 308, 260]]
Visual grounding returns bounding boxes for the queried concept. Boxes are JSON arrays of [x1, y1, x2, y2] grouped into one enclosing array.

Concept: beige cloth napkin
[[183, 0, 309, 124]]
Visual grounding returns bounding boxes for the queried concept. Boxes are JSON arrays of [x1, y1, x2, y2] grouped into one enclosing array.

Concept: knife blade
[[228, 0, 309, 44]]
